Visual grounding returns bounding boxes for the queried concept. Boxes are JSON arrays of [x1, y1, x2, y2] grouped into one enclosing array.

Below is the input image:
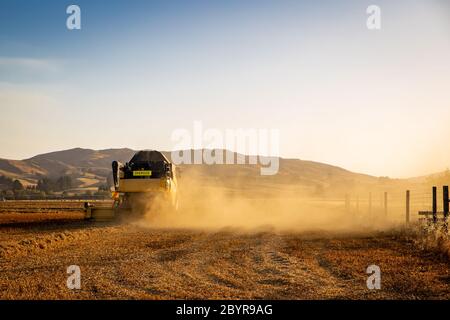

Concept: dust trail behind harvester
[[137, 167, 398, 232]]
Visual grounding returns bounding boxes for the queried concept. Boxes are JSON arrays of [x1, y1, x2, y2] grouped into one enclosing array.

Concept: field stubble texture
[[0, 201, 449, 299]]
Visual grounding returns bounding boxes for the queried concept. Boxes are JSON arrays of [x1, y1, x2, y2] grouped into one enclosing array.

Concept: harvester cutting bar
[[84, 202, 115, 221]]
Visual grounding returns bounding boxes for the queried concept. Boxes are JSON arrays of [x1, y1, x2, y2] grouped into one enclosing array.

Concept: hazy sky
[[0, 0, 449, 178]]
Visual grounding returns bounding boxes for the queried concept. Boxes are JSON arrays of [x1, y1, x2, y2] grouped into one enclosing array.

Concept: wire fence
[[337, 186, 449, 225]]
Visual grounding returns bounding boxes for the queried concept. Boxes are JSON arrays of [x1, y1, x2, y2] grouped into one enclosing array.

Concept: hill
[[0, 148, 413, 196]]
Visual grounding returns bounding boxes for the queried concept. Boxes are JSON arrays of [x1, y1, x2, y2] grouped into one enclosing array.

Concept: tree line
[[0, 175, 73, 192], [0, 175, 24, 191], [36, 176, 73, 192]]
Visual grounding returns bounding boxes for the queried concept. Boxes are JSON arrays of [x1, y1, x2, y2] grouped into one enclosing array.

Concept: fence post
[[356, 195, 360, 215], [345, 194, 350, 214], [432, 186, 437, 225], [384, 192, 388, 217], [444, 186, 449, 232], [406, 190, 410, 225]]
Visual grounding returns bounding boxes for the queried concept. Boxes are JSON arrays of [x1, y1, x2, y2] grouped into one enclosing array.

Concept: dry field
[[0, 201, 449, 300]]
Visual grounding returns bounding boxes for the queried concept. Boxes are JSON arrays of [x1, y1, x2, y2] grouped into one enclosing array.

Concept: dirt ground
[[1, 208, 449, 300]]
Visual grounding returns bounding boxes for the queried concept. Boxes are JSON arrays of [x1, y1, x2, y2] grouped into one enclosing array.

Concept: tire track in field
[[2, 220, 450, 299]]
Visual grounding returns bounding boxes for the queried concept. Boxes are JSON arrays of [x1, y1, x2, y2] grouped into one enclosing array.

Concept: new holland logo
[[133, 170, 152, 177]]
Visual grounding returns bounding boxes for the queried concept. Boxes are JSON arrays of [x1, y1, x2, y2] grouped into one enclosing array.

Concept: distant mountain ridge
[[0, 147, 414, 195], [0, 148, 136, 189]]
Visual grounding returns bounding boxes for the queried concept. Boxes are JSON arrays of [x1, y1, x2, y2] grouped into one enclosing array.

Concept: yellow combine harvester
[[86, 150, 179, 221]]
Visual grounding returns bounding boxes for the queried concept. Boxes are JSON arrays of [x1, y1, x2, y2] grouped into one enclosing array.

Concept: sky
[[0, 0, 449, 178]]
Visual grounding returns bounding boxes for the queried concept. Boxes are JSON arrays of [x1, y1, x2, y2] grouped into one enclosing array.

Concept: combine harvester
[[86, 150, 179, 221]]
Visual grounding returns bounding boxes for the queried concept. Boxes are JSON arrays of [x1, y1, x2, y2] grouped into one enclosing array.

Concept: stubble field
[[0, 201, 449, 300]]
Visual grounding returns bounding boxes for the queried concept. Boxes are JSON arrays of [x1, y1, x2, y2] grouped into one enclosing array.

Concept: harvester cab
[[88, 150, 179, 221]]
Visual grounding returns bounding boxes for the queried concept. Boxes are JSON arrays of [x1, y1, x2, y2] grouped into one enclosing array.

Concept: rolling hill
[[0, 148, 136, 190], [0, 148, 411, 196]]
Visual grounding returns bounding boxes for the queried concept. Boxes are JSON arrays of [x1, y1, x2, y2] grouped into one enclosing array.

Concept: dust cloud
[[135, 168, 399, 233]]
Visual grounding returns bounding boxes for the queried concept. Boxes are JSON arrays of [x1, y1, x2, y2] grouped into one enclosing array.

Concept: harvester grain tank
[[87, 150, 179, 221]]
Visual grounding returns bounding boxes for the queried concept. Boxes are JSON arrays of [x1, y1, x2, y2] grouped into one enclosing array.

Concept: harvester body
[[88, 150, 178, 221]]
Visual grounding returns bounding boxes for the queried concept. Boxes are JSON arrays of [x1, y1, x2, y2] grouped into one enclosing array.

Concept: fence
[[417, 186, 449, 232], [341, 186, 449, 228]]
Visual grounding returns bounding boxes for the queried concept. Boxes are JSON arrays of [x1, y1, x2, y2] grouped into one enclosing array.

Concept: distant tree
[[56, 176, 73, 191], [4, 190, 14, 199], [98, 184, 110, 192], [36, 176, 73, 192], [0, 175, 14, 189], [12, 180, 23, 190], [37, 177, 54, 192], [14, 189, 26, 198]]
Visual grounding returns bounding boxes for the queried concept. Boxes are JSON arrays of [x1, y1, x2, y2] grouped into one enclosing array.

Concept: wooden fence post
[[432, 186, 437, 225], [444, 186, 449, 232], [406, 190, 410, 225], [356, 195, 360, 215], [345, 194, 350, 214], [384, 192, 388, 217]]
